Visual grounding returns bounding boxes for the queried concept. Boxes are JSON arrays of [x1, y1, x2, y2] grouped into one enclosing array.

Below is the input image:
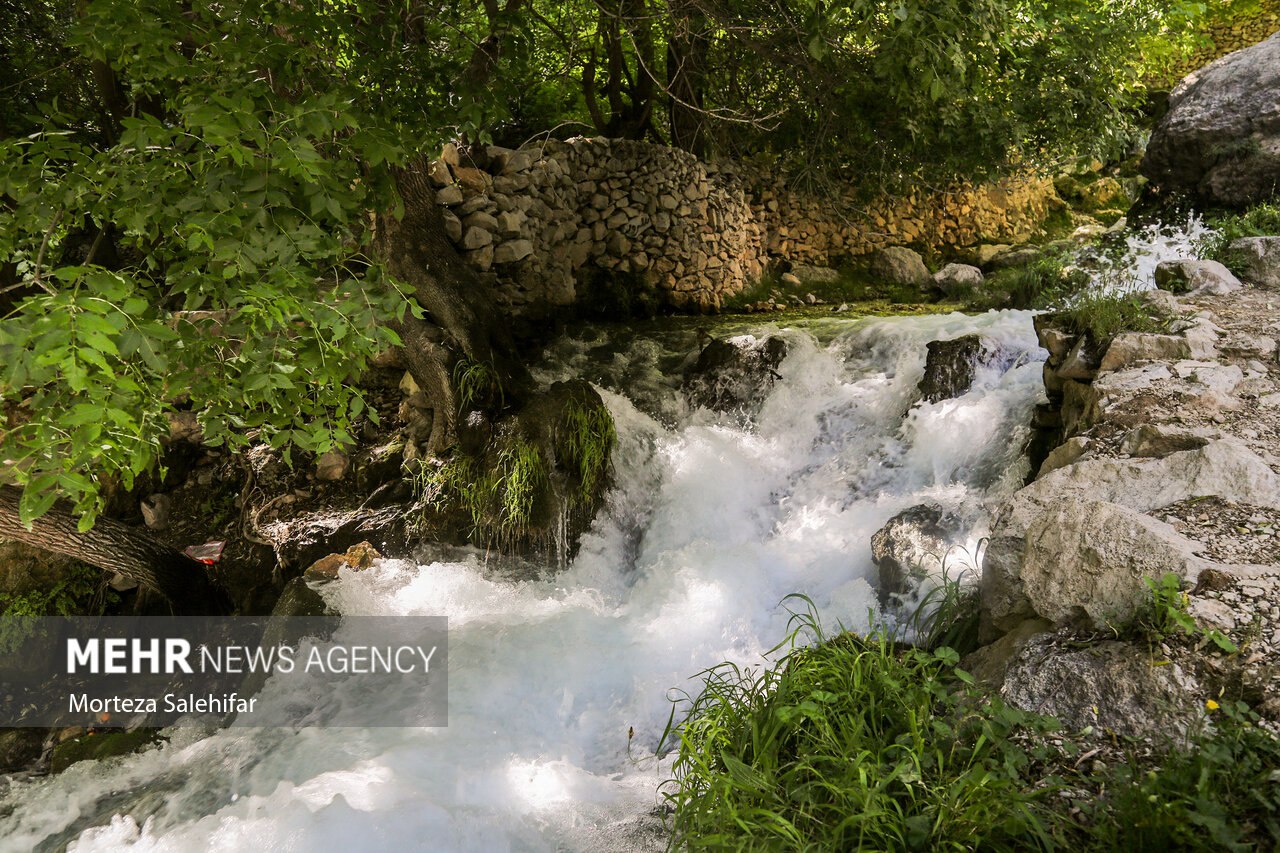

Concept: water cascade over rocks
[[0, 308, 1045, 850], [0, 225, 1220, 851]]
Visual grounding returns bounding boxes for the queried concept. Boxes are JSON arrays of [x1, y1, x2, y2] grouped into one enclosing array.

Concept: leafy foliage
[[0, 1, 428, 526], [1066, 701, 1280, 851], [0, 563, 116, 655], [1135, 572, 1238, 654]]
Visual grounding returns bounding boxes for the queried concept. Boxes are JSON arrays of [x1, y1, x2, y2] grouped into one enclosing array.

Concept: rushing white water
[[0, 309, 1048, 853], [1080, 213, 1213, 293]]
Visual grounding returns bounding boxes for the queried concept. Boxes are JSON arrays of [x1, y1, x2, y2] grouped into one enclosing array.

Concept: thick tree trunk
[[0, 487, 230, 615], [377, 162, 532, 440]]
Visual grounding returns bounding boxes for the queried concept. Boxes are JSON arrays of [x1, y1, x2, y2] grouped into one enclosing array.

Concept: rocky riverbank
[[969, 242, 1280, 739]]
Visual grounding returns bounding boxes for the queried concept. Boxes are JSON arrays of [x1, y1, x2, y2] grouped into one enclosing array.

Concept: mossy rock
[[416, 380, 615, 562], [51, 729, 161, 773]]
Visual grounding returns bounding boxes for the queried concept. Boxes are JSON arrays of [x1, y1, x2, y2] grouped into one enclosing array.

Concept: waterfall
[[0, 309, 1047, 852]]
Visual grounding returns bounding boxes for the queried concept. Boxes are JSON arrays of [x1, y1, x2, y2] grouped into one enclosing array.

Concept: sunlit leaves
[[0, 0, 423, 527]]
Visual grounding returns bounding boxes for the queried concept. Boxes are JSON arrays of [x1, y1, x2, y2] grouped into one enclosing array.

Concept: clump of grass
[[664, 593, 1280, 852], [453, 358, 503, 412], [910, 571, 983, 657], [414, 435, 549, 548], [1059, 290, 1169, 342], [1194, 202, 1280, 273], [969, 252, 1090, 311], [556, 401, 616, 505], [1064, 701, 1280, 851], [663, 599, 1059, 852], [493, 437, 549, 536]]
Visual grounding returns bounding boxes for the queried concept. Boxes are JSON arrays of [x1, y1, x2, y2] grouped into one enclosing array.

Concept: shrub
[[1063, 702, 1280, 852], [0, 563, 116, 655]]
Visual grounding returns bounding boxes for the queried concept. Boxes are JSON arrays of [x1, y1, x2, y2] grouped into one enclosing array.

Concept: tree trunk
[[667, 2, 709, 156], [0, 487, 230, 615], [376, 162, 532, 438]]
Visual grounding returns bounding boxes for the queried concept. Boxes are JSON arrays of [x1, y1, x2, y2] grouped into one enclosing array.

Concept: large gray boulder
[[1224, 237, 1280, 289], [684, 334, 788, 412], [1142, 32, 1280, 208], [1019, 500, 1207, 630], [870, 505, 963, 599], [981, 439, 1280, 635], [1000, 636, 1200, 739], [870, 246, 930, 287], [931, 263, 984, 295]]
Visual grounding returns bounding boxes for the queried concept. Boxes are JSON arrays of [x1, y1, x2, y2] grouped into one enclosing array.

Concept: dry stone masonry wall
[[430, 138, 764, 313], [426, 138, 1057, 314], [1151, 3, 1280, 90]]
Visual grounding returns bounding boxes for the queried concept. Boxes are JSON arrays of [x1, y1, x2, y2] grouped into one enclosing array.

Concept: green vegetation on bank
[[663, 591, 1280, 852], [0, 0, 1218, 538], [1196, 202, 1280, 273], [0, 563, 117, 655]]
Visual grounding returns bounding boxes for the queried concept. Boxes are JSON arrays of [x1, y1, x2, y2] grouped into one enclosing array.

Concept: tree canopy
[[0, 0, 1208, 532]]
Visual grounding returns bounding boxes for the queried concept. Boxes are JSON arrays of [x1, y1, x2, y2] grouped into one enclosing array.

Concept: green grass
[[663, 591, 1280, 852], [1195, 202, 1280, 275], [1063, 702, 1280, 852], [556, 400, 617, 504], [963, 251, 1090, 312], [724, 265, 939, 312], [663, 599, 1059, 852], [453, 358, 504, 412], [1058, 290, 1169, 342], [413, 435, 549, 548]]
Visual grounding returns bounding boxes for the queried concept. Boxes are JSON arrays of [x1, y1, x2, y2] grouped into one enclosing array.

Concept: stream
[[0, 220, 1204, 853]]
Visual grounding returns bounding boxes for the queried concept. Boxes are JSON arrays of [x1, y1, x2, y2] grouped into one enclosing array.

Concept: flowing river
[[0, 219, 1203, 852]]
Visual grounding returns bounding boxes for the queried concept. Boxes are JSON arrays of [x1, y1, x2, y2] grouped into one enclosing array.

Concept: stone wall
[[746, 171, 1055, 267], [427, 138, 1057, 313], [1152, 4, 1280, 89], [430, 138, 765, 313]]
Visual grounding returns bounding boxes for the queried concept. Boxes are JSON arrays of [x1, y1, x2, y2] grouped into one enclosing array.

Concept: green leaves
[[0, 0, 423, 528]]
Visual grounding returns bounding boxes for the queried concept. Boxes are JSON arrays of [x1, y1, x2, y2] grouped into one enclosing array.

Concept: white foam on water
[[1085, 214, 1213, 293], [0, 308, 1048, 853]]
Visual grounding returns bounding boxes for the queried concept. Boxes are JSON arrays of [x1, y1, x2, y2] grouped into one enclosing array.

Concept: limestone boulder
[[931, 263, 984, 295], [1019, 499, 1207, 629], [1000, 636, 1201, 740], [870, 505, 963, 599], [1119, 424, 1213, 458], [789, 264, 841, 285], [1224, 237, 1280, 290], [1097, 331, 1191, 373], [982, 439, 1280, 635], [1142, 32, 1280, 208], [1154, 259, 1243, 296], [870, 247, 930, 287]]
